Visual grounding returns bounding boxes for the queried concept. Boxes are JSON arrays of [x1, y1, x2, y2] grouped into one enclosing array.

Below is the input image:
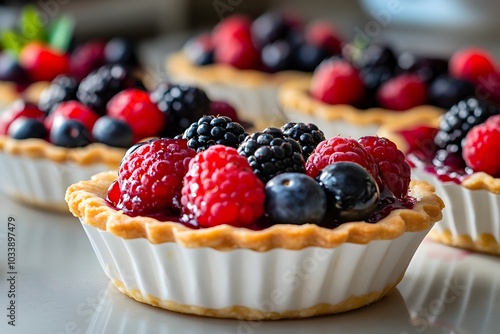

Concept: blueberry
[[0, 52, 27, 83], [50, 119, 92, 148], [8, 118, 48, 140], [428, 75, 475, 109], [358, 44, 397, 69], [104, 38, 138, 66], [293, 43, 329, 72], [184, 35, 214, 66], [92, 116, 134, 148], [398, 53, 448, 83], [316, 162, 379, 223], [261, 40, 293, 72], [265, 173, 326, 225], [251, 11, 291, 47]]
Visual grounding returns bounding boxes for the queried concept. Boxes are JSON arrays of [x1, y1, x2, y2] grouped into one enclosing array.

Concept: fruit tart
[[279, 45, 500, 138], [66, 119, 443, 320], [167, 11, 344, 129], [0, 62, 241, 212], [378, 97, 500, 256]]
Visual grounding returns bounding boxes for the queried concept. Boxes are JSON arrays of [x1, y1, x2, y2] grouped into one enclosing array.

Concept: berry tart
[[378, 97, 500, 256], [0, 60, 237, 212], [167, 12, 344, 129], [66, 120, 443, 320], [279, 45, 499, 138]]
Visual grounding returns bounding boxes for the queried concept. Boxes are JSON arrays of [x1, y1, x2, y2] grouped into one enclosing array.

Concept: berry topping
[[463, 116, 500, 177], [281, 122, 325, 160], [376, 74, 427, 111], [104, 38, 138, 67], [8, 118, 48, 140], [19, 42, 70, 82], [0, 52, 27, 83], [37, 75, 79, 114], [115, 138, 196, 216], [183, 33, 214, 66], [428, 75, 475, 109], [70, 41, 106, 81], [359, 136, 411, 199], [181, 145, 265, 228], [310, 58, 364, 105], [107, 88, 165, 140], [316, 162, 379, 224], [358, 44, 398, 69], [77, 64, 141, 115], [434, 97, 500, 153], [293, 43, 329, 72], [210, 101, 240, 122], [46, 101, 100, 133], [265, 173, 326, 225], [397, 53, 449, 83], [151, 84, 211, 136], [181, 115, 247, 152], [50, 119, 92, 148], [0, 100, 44, 135], [305, 20, 342, 55], [261, 40, 293, 72], [92, 116, 134, 148], [449, 48, 497, 84], [305, 136, 379, 181], [251, 11, 294, 47], [238, 127, 305, 183]]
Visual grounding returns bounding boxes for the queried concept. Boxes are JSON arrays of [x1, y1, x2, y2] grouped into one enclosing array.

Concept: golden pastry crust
[[461, 172, 500, 194], [0, 81, 19, 106], [279, 79, 444, 126], [66, 171, 444, 252], [167, 52, 311, 88], [112, 276, 402, 320], [429, 229, 500, 256], [0, 136, 125, 168]]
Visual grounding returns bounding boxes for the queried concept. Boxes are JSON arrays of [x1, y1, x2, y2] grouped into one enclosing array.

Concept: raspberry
[[238, 127, 305, 183], [310, 58, 364, 105], [19, 42, 70, 82], [210, 101, 240, 122], [116, 138, 196, 216], [70, 41, 106, 81], [0, 100, 44, 135], [181, 145, 265, 228], [463, 117, 500, 177], [281, 122, 325, 161], [358, 136, 411, 199], [305, 20, 342, 55], [450, 48, 497, 85], [305, 137, 379, 182], [45, 101, 100, 133], [213, 15, 252, 42], [107, 88, 165, 140], [377, 74, 427, 111]]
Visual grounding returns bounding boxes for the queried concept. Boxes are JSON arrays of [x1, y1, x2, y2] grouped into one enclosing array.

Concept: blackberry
[[358, 44, 397, 69], [77, 64, 142, 115], [434, 98, 500, 153], [151, 84, 211, 137], [38, 75, 79, 114], [238, 127, 305, 183], [281, 122, 325, 160], [181, 115, 247, 152], [428, 75, 475, 109]]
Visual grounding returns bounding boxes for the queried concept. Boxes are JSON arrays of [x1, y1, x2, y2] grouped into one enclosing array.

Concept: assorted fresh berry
[[19, 42, 71, 82], [210, 101, 240, 122], [185, 11, 343, 73], [376, 74, 427, 111], [181, 145, 265, 227], [114, 138, 196, 216], [358, 136, 411, 199], [238, 127, 305, 183], [180, 115, 247, 153], [49, 119, 92, 148], [92, 116, 134, 149], [37, 75, 79, 114], [69, 41, 106, 81], [317, 162, 379, 223], [281, 122, 325, 160], [428, 75, 475, 109], [46, 101, 100, 133], [449, 48, 497, 85], [265, 173, 326, 225], [8, 118, 48, 140], [0, 101, 45, 135]]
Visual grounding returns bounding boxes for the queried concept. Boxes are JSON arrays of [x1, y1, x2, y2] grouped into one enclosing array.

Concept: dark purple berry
[[316, 162, 379, 224], [8, 118, 47, 140], [293, 43, 329, 72], [281, 122, 325, 160], [92, 116, 134, 148], [428, 75, 475, 109], [265, 173, 326, 225], [398, 53, 448, 83], [261, 40, 293, 72], [358, 44, 397, 69], [105, 38, 138, 67], [0, 52, 26, 83], [50, 119, 92, 148], [184, 34, 214, 66], [38, 75, 79, 114], [251, 11, 291, 47]]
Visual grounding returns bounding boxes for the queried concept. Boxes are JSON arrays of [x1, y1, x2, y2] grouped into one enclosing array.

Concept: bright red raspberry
[[45, 101, 100, 133], [19, 42, 70, 82], [70, 41, 106, 81], [107, 88, 166, 140], [450, 48, 497, 85], [115, 138, 196, 216], [305, 137, 379, 182], [397, 126, 438, 155], [0, 100, 44, 135], [310, 58, 364, 105], [210, 101, 240, 122], [181, 145, 265, 228], [463, 117, 500, 177], [359, 136, 411, 199], [212, 15, 252, 42], [305, 20, 343, 55], [377, 74, 428, 111]]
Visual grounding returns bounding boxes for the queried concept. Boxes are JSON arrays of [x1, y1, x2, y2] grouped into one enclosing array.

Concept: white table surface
[[0, 192, 499, 334]]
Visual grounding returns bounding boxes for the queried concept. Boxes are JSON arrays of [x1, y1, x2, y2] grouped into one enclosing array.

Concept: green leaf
[[20, 5, 46, 43], [47, 16, 75, 52], [0, 30, 28, 57]]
